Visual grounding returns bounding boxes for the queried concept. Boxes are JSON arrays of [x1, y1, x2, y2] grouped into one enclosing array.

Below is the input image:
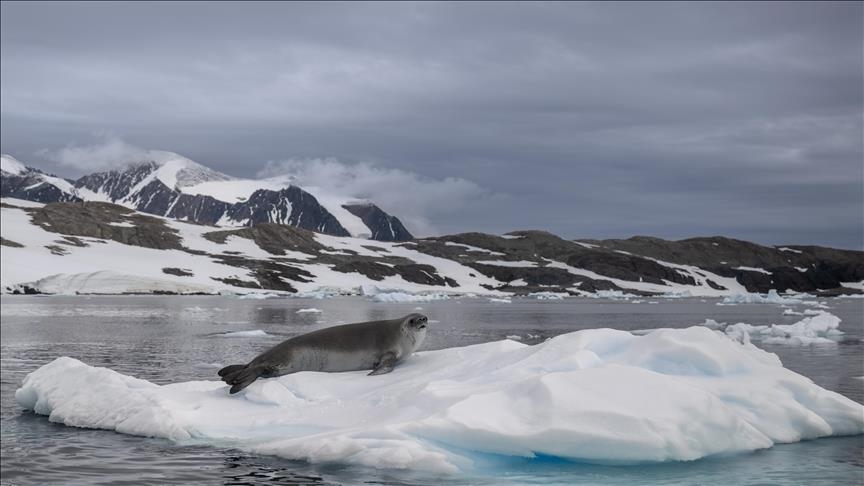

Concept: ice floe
[[528, 291, 568, 300], [368, 291, 451, 303], [720, 290, 804, 305], [216, 330, 270, 338], [295, 308, 323, 314], [702, 311, 845, 345], [15, 327, 863, 473]]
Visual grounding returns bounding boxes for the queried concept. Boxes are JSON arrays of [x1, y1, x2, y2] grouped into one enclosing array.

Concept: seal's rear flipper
[[220, 365, 264, 394], [218, 364, 245, 378], [369, 352, 397, 376]]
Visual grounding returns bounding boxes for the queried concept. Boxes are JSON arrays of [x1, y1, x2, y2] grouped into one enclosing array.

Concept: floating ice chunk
[[488, 297, 512, 303], [528, 291, 567, 300], [709, 312, 844, 345], [721, 290, 802, 305], [783, 309, 823, 316], [370, 292, 451, 303], [294, 288, 350, 299], [505, 335, 523, 341], [296, 308, 322, 314], [216, 330, 270, 337], [661, 289, 693, 299], [16, 328, 864, 473], [237, 292, 284, 300], [592, 290, 638, 300], [702, 318, 726, 330]]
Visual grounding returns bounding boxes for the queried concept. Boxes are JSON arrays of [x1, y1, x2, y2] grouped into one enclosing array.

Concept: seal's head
[[401, 313, 429, 349]]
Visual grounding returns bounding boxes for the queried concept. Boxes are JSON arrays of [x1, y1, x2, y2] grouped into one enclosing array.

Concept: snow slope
[[0, 199, 499, 296], [0, 200, 256, 294], [15, 327, 863, 473], [1, 154, 27, 175]]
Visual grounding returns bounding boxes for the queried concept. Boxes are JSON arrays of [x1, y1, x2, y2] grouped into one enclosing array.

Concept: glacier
[[15, 326, 863, 474]]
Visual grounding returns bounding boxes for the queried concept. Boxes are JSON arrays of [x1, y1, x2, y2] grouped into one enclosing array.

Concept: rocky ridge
[[1, 199, 860, 297], [0, 154, 413, 242]]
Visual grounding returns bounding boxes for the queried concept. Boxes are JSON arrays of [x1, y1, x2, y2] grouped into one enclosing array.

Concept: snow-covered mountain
[[2, 197, 861, 297], [0, 153, 413, 241], [0, 155, 81, 203]]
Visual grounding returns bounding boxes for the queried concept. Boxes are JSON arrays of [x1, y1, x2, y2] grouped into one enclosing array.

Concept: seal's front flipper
[[369, 352, 397, 375]]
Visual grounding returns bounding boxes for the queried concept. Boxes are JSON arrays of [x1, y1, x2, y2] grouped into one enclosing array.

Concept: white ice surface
[[15, 327, 863, 473]]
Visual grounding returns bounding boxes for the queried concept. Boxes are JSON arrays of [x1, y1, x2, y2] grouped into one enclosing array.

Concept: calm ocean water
[[1, 295, 862, 485]]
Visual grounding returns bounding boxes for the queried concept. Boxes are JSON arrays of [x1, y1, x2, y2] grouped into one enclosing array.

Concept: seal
[[218, 313, 429, 394]]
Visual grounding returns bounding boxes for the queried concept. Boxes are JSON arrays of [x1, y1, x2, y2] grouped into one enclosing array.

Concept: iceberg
[[528, 291, 568, 300], [215, 330, 270, 338], [721, 311, 844, 345], [369, 291, 452, 303], [295, 308, 323, 314], [15, 327, 863, 473], [720, 290, 802, 305]]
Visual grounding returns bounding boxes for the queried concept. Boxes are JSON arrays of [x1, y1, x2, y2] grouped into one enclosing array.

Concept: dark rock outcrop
[[1, 169, 81, 203], [343, 203, 413, 241], [26, 201, 185, 250]]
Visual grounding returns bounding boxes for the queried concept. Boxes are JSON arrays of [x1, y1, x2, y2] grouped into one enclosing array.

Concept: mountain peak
[[1, 154, 28, 176], [118, 151, 233, 190]]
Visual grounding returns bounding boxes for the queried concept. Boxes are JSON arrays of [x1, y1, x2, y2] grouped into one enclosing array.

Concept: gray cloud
[[1, 1, 861, 248], [36, 133, 152, 171], [259, 158, 499, 236]]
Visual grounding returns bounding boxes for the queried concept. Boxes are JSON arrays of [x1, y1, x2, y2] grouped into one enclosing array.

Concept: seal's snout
[[410, 314, 428, 329]]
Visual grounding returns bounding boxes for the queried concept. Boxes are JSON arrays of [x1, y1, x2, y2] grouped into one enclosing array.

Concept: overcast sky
[[2, 2, 862, 248]]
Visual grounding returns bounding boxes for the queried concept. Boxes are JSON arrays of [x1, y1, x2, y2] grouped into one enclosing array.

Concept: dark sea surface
[[1, 295, 862, 485]]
